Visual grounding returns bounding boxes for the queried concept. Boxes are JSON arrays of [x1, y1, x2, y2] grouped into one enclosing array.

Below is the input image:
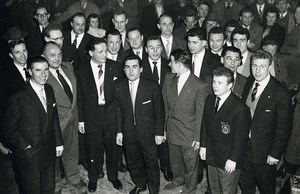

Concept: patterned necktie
[[251, 82, 260, 101], [40, 88, 47, 112], [98, 64, 104, 97], [73, 34, 78, 47], [56, 70, 73, 102], [152, 61, 159, 83], [215, 97, 221, 114]]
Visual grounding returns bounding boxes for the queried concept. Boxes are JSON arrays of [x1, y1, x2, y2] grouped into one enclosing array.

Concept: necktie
[[23, 68, 30, 81], [166, 39, 170, 57], [82, 2, 87, 10], [135, 51, 140, 58], [73, 34, 78, 47], [40, 88, 47, 112], [98, 64, 104, 95], [258, 5, 263, 19], [152, 61, 159, 83], [56, 70, 73, 103], [280, 13, 283, 19], [215, 97, 221, 114], [130, 82, 136, 124], [251, 82, 260, 101]]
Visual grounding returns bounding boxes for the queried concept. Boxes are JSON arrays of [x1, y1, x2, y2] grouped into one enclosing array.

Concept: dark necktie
[[251, 82, 260, 101], [215, 97, 221, 114], [73, 34, 78, 47], [57, 70, 73, 102], [152, 61, 159, 83], [23, 68, 30, 81], [98, 64, 104, 97]]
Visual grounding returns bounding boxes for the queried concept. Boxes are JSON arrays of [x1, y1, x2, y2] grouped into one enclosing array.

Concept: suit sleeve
[[52, 91, 63, 147], [77, 73, 84, 122], [114, 83, 123, 133], [200, 98, 209, 147], [153, 83, 165, 136], [162, 73, 171, 131]]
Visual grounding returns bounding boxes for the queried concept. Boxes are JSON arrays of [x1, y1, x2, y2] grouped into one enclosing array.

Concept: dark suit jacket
[[77, 59, 123, 134], [262, 23, 286, 51], [115, 78, 164, 143], [141, 57, 170, 87], [249, 3, 274, 25], [248, 22, 263, 51], [140, 4, 165, 37], [242, 76, 292, 164], [26, 25, 44, 59], [232, 73, 247, 98], [1, 83, 63, 172], [163, 72, 209, 147], [46, 62, 79, 132], [161, 36, 187, 60], [201, 93, 251, 169], [124, 47, 148, 61]]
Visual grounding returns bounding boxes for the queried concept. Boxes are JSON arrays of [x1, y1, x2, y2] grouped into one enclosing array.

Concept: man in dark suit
[[249, 0, 274, 25], [43, 42, 86, 193], [142, 35, 173, 182], [77, 38, 123, 192], [163, 49, 209, 193], [115, 54, 165, 194], [187, 27, 221, 81], [239, 50, 292, 194], [62, 12, 94, 70], [200, 67, 251, 193], [106, 29, 127, 64], [125, 27, 147, 61], [1, 56, 64, 194], [112, 10, 131, 51], [157, 14, 187, 60]]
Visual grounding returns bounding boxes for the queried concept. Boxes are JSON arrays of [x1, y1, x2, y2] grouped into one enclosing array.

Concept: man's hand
[[0, 143, 12, 155], [56, 146, 64, 157], [116, 133, 123, 146], [225, 159, 236, 173], [24, 145, 32, 150], [191, 141, 200, 151], [199, 147, 206, 160], [267, 155, 279, 165], [78, 122, 85, 134], [155, 136, 165, 145]]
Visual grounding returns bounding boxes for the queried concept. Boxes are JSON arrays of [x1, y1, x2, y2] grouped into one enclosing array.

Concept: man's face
[[112, 14, 128, 33], [262, 44, 277, 56], [251, 58, 271, 82], [43, 44, 62, 69], [71, 16, 86, 35], [205, 21, 219, 33], [146, 39, 162, 61], [188, 36, 206, 54], [184, 16, 197, 30], [124, 59, 142, 81], [209, 33, 225, 53], [29, 62, 49, 87], [169, 56, 181, 75], [107, 34, 121, 55], [35, 7, 50, 26], [232, 34, 249, 53], [266, 12, 277, 26], [240, 12, 254, 27], [212, 75, 232, 96], [198, 4, 209, 18], [158, 16, 174, 37], [222, 51, 241, 72], [276, 0, 289, 13], [45, 30, 64, 48], [89, 43, 108, 64], [127, 30, 143, 49], [9, 43, 28, 66], [89, 17, 99, 28], [225, 26, 235, 41]]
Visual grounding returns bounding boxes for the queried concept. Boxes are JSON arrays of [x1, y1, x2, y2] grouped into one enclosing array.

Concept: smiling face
[[107, 34, 121, 55], [240, 12, 254, 27], [9, 43, 28, 66], [209, 33, 225, 53], [124, 59, 142, 81], [29, 61, 49, 87], [251, 58, 270, 82], [112, 13, 128, 33]]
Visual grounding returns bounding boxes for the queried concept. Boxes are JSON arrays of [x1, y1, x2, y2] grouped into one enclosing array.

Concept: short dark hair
[[264, 7, 279, 20], [187, 27, 207, 41], [221, 46, 242, 59], [123, 54, 142, 68], [261, 39, 278, 48], [88, 38, 107, 52], [28, 56, 48, 70], [158, 14, 173, 24], [250, 50, 272, 66], [239, 6, 254, 17], [113, 10, 127, 18], [146, 35, 162, 45], [71, 12, 86, 22], [208, 27, 225, 40], [86, 13, 103, 29], [199, 1, 211, 10], [231, 27, 250, 42], [212, 67, 234, 84], [35, 6, 48, 15], [171, 49, 191, 69], [105, 29, 121, 39], [43, 24, 63, 38], [8, 39, 26, 52], [126, 27, 142, 38], [224, 19, 240, 29]]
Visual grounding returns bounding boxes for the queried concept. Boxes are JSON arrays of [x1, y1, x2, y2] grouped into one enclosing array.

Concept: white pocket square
[[142, 100, 151, 105], [113, 77, 118, 81], [265, 109, 271, 112], [53, 103, 56, 107]]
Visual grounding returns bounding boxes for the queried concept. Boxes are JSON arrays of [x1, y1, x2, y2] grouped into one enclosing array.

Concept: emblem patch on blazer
[[221, 122, 230, 134]]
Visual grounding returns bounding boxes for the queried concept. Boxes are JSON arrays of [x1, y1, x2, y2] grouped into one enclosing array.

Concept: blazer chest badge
[[221, 122, 230, 134]]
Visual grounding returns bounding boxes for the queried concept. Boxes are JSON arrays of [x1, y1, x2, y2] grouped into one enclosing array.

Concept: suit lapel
[[104, 60, 113, 101]]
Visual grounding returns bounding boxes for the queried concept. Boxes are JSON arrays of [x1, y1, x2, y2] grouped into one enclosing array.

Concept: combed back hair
[[239, 6, 254, 17], [43, 24, 63, 38], [114, 10, 127, 18], [209, 27, 226, 39], [35, 6, 48, 15], [261, 39, 278, 48], [105, 29, 121, 39], [231, 27, 250, 42], [88, 38, 107, 52], [126, 27, 142, 38], [199, 1, 211, 10], [250, 50, 272, 66], [187, 27, 207, 41], [158, 14, 173, 24], [264, 6, 279, 20], [42, 42, 61, 54], [171, 49, 191, 69], [86, 13, 103, 29], [224, 19, 240, 29], [221, 46, 242, 59], [8, 39, 26, 52], [212, 67, 234, 84], [27, 56, 48, 70], [71, 12, 86, 22], [183, 10, 197, 19], [123, 54, 143, 68], [146, 35, 162, 44]]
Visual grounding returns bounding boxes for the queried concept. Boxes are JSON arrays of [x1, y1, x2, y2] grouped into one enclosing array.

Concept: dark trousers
[[158, 141, 171, 171], [16, 159, 55, 194], [124, 133, 160, 194], [239, 150, 277, 194], [0, 154, 18, 194], [169, 143, 199, 194]]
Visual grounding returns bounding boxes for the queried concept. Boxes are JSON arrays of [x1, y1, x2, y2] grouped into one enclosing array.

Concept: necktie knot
[[23, 67, 30, 81], [251, 82, 260, 101], [73, 34, 78, 47], [215, 96, 221, 113], [152, 61, 159, 82], [98, 64, 103, 80]]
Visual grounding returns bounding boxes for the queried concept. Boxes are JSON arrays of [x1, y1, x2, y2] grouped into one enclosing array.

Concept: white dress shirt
[[192, 49, 205, 78], [90, 59, 106, 105], [71, 31, 84, 48], [216, 91, 231, 111], [49, 67, 73, 92], [178, 70, 190, 95], [14, 63, 27, 81], [148, 58, 162, 84]]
